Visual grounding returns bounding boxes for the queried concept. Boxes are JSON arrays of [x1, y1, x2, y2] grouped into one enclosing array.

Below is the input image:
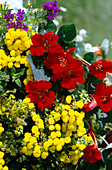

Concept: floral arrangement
[[0, 1, 112, 169]]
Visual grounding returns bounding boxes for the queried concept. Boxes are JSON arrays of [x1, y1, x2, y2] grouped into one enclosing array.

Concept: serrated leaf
[[57, 24, 76, 42]]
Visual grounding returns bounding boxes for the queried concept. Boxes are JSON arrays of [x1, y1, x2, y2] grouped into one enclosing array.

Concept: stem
[[75, 53, 91, 66], [100, 136, 109, 146], [91, 132, 98, 146]]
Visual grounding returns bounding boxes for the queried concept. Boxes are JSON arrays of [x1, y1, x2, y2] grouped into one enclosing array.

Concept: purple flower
[[17, 9, 25, 15], [4, 12, 14, 22], [43, 0, 61, 20], [6, 22, 15, 29], [4, 9, 28, 31]]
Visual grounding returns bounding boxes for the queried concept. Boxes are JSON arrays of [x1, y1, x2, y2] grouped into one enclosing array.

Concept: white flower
[[84, 43, 99, 53], [98, 112, 108, 118], [75, 35, 83, 42], [60, 6, 67, 12], [79, 29, 87, 37]]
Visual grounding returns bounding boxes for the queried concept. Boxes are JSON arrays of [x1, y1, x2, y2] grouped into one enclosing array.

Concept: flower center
[[59, 56, 67, 67], [102, 96, 107, 103], [96, 64, 102, 71], [44, 41, 50, 49]]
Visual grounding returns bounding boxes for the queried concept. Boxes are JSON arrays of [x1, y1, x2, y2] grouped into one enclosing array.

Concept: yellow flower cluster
[[45, 99, 92, 165], [0, 151, 8, 170], [21, 112, 45, 158], [4, 28, 31, 56], [0, 49, 33, 85], [21, 97, 93, 165]]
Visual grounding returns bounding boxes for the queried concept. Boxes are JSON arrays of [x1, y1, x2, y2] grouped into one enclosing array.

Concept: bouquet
[[0, 1, 112, 169]]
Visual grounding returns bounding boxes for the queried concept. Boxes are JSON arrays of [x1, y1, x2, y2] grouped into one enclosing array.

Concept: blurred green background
[[23, 0, 112, 59]]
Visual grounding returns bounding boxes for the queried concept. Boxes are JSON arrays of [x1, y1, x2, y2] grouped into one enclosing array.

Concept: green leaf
[[97, 120, 106, 134], [56, 41, 76, 52], [101, 143, 112, 164], [11, 67, 16, 76], [38, 18, 57, 34], [57, 24, 76, 42], [84, 52, 96, 63], [15, 79, 22, 87]]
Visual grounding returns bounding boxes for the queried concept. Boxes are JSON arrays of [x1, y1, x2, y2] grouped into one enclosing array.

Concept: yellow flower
[[30, 137, 37, 144], [0, 152, 4, 159], [56, 143, 62, 151], [33, 150, 41, 158], [50, 131, 56, 139], [3, 166, 9, 170], [66, 95, 72, 104], [0, 158, 5, 165], [5, 32, 11, 39], [53, 112, 61, 121], [49, 117, 55, 124], [28, 103, 34, 109], [8, 62, 13, 68], [53, 138, 60, 145], [49, 125, 55, 131], [31, 125, 38, 134], [55, 124, 61, 131], [32, 114, 40, 122], [14, 62, 20, 68], [10, 50, 16, 57], [41, 152, 48, 159], [62, 115, 69, 123], [27, 142, 33, 150], [38, 119, 44, 129], [62, 110, 68, 117], [60, 138, 65, 146], [55, 131, 61, 137], [28, 25, 32, 31], [64, 137, 71, 143], [72, 159, 78, 165], [43, 141, 49, 151], [47, 138, 53, 146], [75, 100, 84, 109], [0, 127, 4, 134], [34, 131, 40, 138], [24, 132, 31, 139], [23, 98, 30, 104]]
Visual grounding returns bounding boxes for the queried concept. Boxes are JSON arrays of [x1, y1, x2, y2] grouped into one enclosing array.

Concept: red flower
[[44, 45, 75, 72], [51, 59, 85, 90], [89, 59, 112, 79], [25, 80, 56, 111], [82, 97, 97, 112], [30, 31, 58, 56], [83, 144, 101, 163], [92, 82, 112, 112]]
